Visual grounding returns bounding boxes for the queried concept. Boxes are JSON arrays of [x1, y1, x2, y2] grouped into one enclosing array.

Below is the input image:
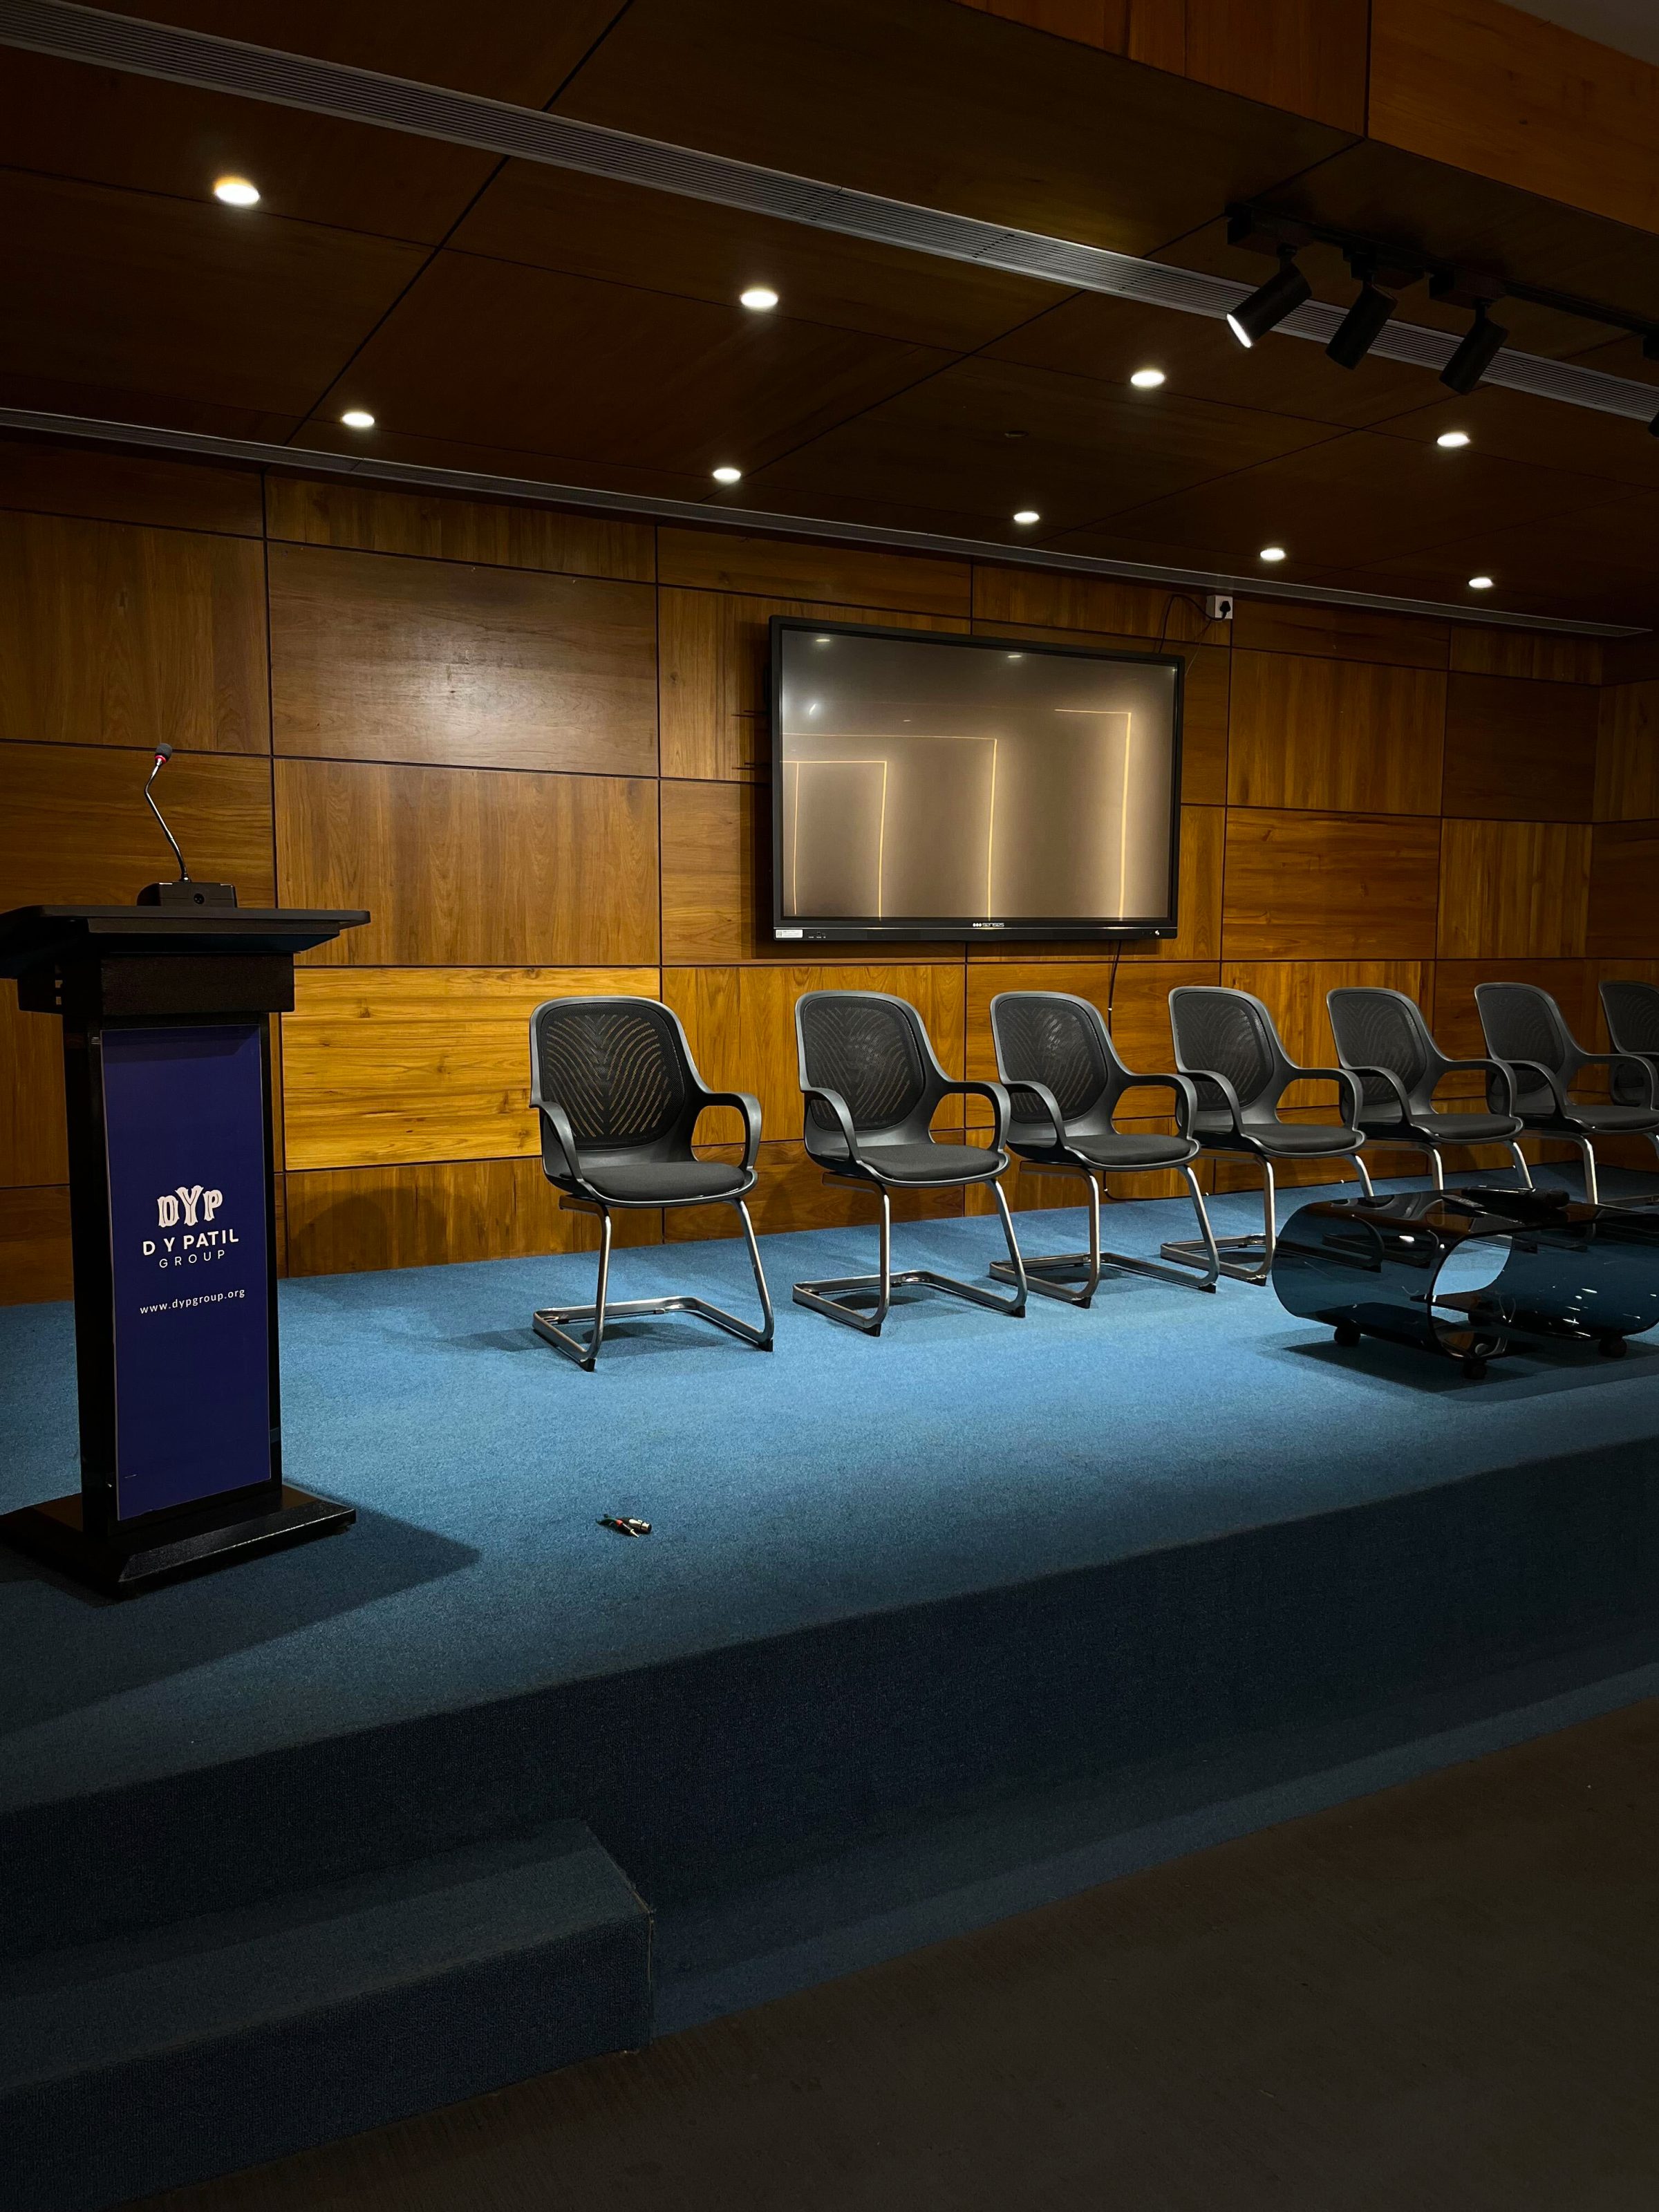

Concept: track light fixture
[[1439, 301, 1508, 394], [1327, 266, 1399, 370], [1226, 247, 1311, 350]]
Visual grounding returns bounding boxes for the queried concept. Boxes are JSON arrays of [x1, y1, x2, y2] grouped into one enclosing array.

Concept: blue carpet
[[3, 1170, 1658, 1824]]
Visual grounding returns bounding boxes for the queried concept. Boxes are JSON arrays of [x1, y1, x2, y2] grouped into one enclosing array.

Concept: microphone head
[[153, 742, 174, 765]]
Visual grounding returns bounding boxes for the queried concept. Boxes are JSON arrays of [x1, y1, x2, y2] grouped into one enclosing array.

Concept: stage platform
[[5, 1171, 1659, 2204]]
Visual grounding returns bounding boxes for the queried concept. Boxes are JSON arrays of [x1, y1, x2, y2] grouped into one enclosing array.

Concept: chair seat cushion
[[1014, 1131, 1198, 1170], [1193, 1118, 1362, 1156], [572, 1159, 751, 1203], [1553, 1104, 1659, 1134], [1364, 1112, 1520, 1143], [823, 1141, 1006, 1184]]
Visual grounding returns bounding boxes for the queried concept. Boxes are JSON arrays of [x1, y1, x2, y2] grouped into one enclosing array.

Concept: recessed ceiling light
[[814, 635, 832, 644], [213, 176, 260, 207], [1130, 367, 1166, 388], [1013, 509, 1040, 525], [712, 465, 743, 484], [339, 409, 375, 429], [739, 286, 778, 311], [1468, 574, 1495, 590], [1259, 545, 1287, 563], [1437, 430, 1472, 449]]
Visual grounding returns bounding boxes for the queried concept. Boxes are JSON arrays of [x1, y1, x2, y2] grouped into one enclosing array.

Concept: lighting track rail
[[0, 404, 1638, 637], [3, 0, 1659, 432]]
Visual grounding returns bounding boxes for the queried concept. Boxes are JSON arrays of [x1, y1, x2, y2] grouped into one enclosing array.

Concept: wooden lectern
[[0, 903, 367, 1594]]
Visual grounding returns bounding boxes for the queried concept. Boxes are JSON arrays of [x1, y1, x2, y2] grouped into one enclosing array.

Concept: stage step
[[0, 1819, 651, 2212]]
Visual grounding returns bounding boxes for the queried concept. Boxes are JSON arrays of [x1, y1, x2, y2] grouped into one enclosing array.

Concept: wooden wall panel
[[281, 966, 660, 1172], [0, 514, 268, 753], [283, 1156, 659, 1279], [274, 759, 658, 967], [1, 741, 276, 906], [662, 964, 968, 1140], [657, 528, 971, 616], [0, 438, 262, 536], [1441, 674, 1597, 823], [954, 0, 1126, 48], [1, 997, 66, 1188], [659, 590, 968, 782], [1450, 628, 1602, 685], [1595, 684, 1659, 823], [268, 543, 657, 775], [1369, 0, 1659, 237], [1228, 654, 1445, 816], [1224, 811, 1442, 961], [1231, 598, 1448, 673], [972, 565, 1212, 643], [1185, 0, 1369, 131], [264, 478, 654, 581], [662, 778, 760, 963], [1588, 823, 1659, 961], [1437, 819, 1591, 960], [0, 1186, 72, 1306]]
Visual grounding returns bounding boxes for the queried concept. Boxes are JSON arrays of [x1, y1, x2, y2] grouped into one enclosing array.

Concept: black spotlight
[[1226, 248, 1312, 349], [1440, 302, 1508, 394], [1327, 277, 1398, 369]]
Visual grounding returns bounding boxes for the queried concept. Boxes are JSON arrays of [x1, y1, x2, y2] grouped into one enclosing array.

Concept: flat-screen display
[[770, 619, 1183, 943]]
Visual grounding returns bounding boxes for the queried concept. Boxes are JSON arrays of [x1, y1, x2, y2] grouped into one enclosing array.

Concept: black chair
[[528, 997, 774, 1367], [1475, 982, 1659, 1207], [986, 991, 1220, 1302], [1327, 986, 1530, 1192], [793, 990, 1027, 1333], [1161, 985, 1372, 1283], [1600, 981, 1659, 1125]]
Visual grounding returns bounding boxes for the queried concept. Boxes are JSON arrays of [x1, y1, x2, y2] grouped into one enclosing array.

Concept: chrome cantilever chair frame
[[985, 991, 1220, 1304], [1326, 985, 1532, 1194], [1160, 986, 1374, 1285], [1476, 981, 1659, 1209], [529, 997, 774, 1369], [792, 990, 1027, 1335]]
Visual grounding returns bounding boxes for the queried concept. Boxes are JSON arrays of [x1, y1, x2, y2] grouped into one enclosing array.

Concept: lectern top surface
[[0, 906, 371, 975]]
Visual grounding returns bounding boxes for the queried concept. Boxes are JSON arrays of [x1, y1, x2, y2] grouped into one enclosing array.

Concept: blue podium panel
[[102, 1024, 272, 1517]]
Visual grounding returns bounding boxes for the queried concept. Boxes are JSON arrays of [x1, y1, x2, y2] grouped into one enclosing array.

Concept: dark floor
[[135, 1696, 1659, 2212]]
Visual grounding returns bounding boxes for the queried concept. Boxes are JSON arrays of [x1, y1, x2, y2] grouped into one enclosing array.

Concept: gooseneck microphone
[[144, 742, 189, 883], [135, 745, 239, 909]]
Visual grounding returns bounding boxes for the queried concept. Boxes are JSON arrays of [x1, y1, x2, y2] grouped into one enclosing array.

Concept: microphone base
[[136, 881, 239, 909]]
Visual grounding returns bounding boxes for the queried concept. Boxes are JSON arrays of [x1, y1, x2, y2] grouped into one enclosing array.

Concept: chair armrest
[[1181, 1064, 1246, 1132], [801, 1082, 863, 1165], [1433, 1058, 1518, 1114], [529, 1096, 583, 1184], [1002, 1078, 1066, 1145], [696, 1088, 763, 1170], [1114, 1069, 1201, 1137], [1280, 1064, 1362, 1125], [941, 1077, 1012, 1147], [1576, 1053, 1658, 1108], [1489, 1056, 1571, 1114], [1342, 1063, 1413, 1122]]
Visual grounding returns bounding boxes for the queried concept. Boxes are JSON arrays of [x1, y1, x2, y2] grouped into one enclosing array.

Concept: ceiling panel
[[297, 250, 957, 477], [449, 161, 1065, 351], [133, 0, 632, 104], [1047, 429, 1618, 571], [0, 49, 496, 245], [742, 355, 1342, 540], [552, 0, 1356, 256], [0, 169, 425, 428], [1323, 491, 1659, 626]]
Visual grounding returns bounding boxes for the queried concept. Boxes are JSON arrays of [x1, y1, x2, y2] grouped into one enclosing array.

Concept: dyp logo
[[156, 1184, 223, 1227]]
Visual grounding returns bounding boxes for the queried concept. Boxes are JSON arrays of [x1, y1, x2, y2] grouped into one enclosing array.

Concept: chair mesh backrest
[[1172, 991, 1276, 1111], [1603, 982, 1659, 1056], [799, 997, 928, 1132], [1477, 985, 1571, 1077], [1330, 991, 1430, 1108], [993, 996, 1111, 1121], [534, 1000, 687, 1149]]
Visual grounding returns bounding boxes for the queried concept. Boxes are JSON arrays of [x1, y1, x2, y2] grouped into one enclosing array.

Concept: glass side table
[[1270, 1186, 1659, 1378]]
